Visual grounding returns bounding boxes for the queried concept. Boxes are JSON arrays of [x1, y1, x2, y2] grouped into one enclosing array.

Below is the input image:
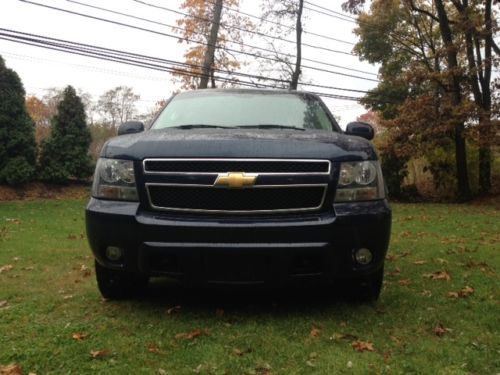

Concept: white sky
[[0, 0, 379, 127]]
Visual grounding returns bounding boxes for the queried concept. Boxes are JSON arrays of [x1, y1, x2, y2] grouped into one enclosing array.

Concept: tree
[[97, 86, 140, 127], [26, 95, 51, 144], [172, 0, 252, 89], [259, 0, 305, 88], [38, 86, 93, 183], [0, 55, 37, 185], [343, 0, 499, 200]]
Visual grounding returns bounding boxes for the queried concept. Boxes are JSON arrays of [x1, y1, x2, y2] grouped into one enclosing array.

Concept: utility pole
[[199, 0, 223, 89], [290, 0, 304, 90]]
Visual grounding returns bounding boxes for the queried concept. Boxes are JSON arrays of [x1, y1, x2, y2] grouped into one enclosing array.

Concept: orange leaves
[[0, 364, 23, 375], [175, 329, 208, 340], [423, 271, 451, 281], [433, 324, 451, 337], [447, 286, 474, 299], [309, 327, 321, 338], [351, 340, 375, 352], [72, 333, 86, 341], [90, 350, 110, 359]]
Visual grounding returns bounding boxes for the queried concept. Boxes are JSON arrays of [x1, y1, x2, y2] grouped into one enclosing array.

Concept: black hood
[[101, 128, 377, 161]]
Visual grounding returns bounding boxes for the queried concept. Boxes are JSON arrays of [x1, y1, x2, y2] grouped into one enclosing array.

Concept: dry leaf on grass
[[423, 271, 451, 281], [352, 340, 375, 352], [166, 305, 181, 314], [0, 265, 14, 274], [0, 301, 8, 309], [80, 265, 91, 277], [147, 344, 160, 354], [310, 327, 321, 337], [72, 333, 86, 341], [398, 279, 412, 286], [330, 333, 358, 341], [0, 364, 23, 375], [433, 324, 451, 337], [413, 260, 427, 265], [175, 329, 208, 340], [233, 348, 252, 356], [90, 350, 110, 359]]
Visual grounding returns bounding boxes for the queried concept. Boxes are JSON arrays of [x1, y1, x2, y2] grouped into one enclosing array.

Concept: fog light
[[354, 248, 373, 265], [105, 246, 123, 261]]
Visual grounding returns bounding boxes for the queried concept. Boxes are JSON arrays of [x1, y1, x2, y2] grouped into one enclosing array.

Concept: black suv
[[86, 89, 391, 300]]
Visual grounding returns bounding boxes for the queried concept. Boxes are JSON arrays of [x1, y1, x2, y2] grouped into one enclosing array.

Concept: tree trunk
[[435, 0, 471, 201], [290, 0, 304, 90], [199, 0, 223, 89], [478, 0, 492, 193]]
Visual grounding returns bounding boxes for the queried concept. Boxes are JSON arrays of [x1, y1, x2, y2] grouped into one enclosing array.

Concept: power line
[[302, 2, 357, 24], [203, 0, 355, 46], [64, 0, 377, 77], [132, 0, 355, 56], [304, 1, 358, 21], [19, 0, 379, 82], [0, 29, 370, 101]]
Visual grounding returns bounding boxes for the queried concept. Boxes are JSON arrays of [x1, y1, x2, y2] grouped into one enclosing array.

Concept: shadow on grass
[[117, 277, 378, 317]]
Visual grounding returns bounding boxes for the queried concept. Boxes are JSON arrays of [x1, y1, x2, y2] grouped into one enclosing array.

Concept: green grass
[[0, 200, 498, 374]]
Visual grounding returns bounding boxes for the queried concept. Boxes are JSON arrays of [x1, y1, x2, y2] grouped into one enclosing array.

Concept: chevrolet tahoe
[[86, 89, 391, 301]]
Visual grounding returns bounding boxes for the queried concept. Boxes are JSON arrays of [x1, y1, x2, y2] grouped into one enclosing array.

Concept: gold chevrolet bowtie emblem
[[215, 172, 258, 188]]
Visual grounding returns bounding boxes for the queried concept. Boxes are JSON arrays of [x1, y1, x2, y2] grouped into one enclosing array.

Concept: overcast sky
[[0, 0, 379, 127]]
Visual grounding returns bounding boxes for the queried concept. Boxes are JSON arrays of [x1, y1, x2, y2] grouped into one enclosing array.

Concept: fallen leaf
[[0, 301, 8, 309], [423, 271, 451, 281], [175, 329, 207, 340], [80, 264, 91, 277], [0, 364, 23, 375], [413, 260, 427, 265], [5, 218, 22, 225], [459, 286, 474, 297], [352, 340, 375, 352], [166, 305, 181, 315], [447, 291, 459, 299], [310, 327, 321, 337], [147, 344, 160, 354], [433, 324, 450, 337], [22, 267, 34, 271], [90, 350, 109, 359], [158, 369, 167, 375], [12, 257, 20, 262], [305, 360, 316, 367], [72, 333, 86, 341], [63, 295, 73, 300], [233, 347, 252, 356], [67, 234, 78, 240], [347, 360, 353, 368], [398, 279, 412, 286], [0, 265, 14, 274]]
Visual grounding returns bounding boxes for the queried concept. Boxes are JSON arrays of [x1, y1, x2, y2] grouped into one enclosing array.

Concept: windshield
[[151, 91, 337, 131]]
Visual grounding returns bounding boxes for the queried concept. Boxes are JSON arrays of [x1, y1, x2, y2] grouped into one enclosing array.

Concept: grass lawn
[[0, 199, 498, 374]]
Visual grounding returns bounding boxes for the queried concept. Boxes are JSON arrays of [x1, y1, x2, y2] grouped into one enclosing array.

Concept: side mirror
[[345, 121, 374, 140], [118, 121, 144, 136]]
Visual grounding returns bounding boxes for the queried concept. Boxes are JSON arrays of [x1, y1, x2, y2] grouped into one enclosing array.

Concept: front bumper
[[86, 199, 391, 285]]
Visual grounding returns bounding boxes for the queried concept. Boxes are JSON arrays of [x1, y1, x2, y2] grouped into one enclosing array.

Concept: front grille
[[146, 185, 326, 213], [144, 159, 330, 174]]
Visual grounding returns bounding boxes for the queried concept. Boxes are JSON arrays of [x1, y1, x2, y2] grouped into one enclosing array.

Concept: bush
[[0, 55, 37, 185], [0, 157, 35, 185], [380, 149, 408, 198], [38, 86, 93, 183]]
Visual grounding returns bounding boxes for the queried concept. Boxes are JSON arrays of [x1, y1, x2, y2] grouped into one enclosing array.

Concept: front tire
[[95, 261, 148, 300]]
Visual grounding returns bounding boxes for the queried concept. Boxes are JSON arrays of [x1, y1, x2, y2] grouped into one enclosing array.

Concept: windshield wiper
[[169, 124, 229, 129], [236, 124, 306, 131]]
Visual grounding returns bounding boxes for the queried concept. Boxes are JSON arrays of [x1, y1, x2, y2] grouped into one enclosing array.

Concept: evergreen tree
[[39, 85, 93, 183], [0, 55, 37, 185]]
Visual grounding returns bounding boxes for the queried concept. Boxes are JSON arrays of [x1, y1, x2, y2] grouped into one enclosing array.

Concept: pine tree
[[0, 55, 37, 185], [39, 85, 93, 183]]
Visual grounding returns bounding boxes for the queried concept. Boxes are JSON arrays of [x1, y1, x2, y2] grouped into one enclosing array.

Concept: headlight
[[92, 158, 138, 201], [334, 161, 385, 202]]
